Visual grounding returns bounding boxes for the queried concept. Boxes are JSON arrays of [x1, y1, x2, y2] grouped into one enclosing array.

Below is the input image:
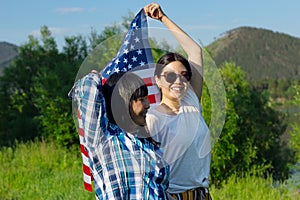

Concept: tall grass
[[0, 141, 299, 199], [210, 172, 300, 200], [0, 140, 94, 200]]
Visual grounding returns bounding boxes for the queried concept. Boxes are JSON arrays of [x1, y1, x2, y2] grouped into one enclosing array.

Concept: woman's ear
[[155, 75, 161, 88]]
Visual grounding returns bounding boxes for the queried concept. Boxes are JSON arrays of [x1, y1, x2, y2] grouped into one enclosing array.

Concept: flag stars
[[134, 37, 140, 43], [114, 67, 120, 73], [131, 56, 137, 62], [124, 40, 129, 46], [101, 12, 152, 81], [131, 22, 139, 30], [139, 61, 145, 66], [123, 48, 129, 54], [114, 58, 120, 64]]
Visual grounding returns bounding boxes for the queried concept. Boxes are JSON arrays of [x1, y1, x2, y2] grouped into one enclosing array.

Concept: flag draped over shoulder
[[77, 8, 160, 192]]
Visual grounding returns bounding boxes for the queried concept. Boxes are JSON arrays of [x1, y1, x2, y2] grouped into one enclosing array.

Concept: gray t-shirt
[[146, 87, 211, 193]]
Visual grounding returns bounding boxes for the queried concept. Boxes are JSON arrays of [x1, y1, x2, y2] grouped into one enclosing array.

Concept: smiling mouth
[[170, 86, 184, 92]]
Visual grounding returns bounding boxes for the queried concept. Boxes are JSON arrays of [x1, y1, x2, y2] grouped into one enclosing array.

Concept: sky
[[1, 0, 300, 49]]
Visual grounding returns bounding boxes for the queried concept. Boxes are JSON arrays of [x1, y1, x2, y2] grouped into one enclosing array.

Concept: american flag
[[77, 8, 160, 192]]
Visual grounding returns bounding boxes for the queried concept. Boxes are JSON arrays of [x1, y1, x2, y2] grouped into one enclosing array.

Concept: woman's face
[[130, 96, 150, 126], [158, 61, 189, 100]]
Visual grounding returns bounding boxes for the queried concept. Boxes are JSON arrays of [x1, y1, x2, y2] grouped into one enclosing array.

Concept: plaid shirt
[[69, 72, 169, 200]]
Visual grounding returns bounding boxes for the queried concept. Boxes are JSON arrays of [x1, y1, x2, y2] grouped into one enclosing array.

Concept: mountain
[[205, 26, 300, 82], [1, 27, 300, 82], [0, 42, 18, 75]]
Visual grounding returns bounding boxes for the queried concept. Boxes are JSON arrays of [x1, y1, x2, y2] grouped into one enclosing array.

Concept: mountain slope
[[0, 41, 18, 75], [206, 26, 300, 81]]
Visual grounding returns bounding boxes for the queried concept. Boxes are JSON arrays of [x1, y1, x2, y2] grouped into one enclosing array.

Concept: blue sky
[[1, 0, 299, 49]]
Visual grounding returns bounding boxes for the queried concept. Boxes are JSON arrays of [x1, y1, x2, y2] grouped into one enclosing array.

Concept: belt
[[169, 187, 212, 200]]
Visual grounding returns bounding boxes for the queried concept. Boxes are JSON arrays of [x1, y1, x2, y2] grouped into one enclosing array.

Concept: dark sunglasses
[[160, 71, 190, 83]]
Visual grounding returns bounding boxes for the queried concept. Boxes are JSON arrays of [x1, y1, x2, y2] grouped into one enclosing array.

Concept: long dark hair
[[155, 52, 192, 80], [102, 72, 148, 131]]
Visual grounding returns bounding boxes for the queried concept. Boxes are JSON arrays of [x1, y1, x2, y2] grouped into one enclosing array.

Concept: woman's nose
[[174, 75, 182, 83]]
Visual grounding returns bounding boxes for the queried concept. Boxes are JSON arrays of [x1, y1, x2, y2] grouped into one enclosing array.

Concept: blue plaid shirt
[[69, 72, 169, 200]]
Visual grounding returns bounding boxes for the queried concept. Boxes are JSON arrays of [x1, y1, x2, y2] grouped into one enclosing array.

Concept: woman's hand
[[144, 3, 165, 21]]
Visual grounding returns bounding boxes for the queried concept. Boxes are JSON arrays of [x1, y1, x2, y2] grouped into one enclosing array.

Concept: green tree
[[205, 62, 293, 186], [0, 26, 88, 146], [32, 30, 88, 146], [0, 34, 43, 145], [288, 84, 300, 162]]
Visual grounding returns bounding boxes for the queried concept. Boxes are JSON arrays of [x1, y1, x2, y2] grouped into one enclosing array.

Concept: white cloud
[[54, 7, 96, 15], [231, 18, 241, 24], [30, 27, 70, 37], [49, 27, 70, 35]]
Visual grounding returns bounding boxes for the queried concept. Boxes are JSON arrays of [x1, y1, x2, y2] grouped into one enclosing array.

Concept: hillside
[[1, 27, 300, 81], [206, 27, 300, 82], [0, 41, 18, 75]]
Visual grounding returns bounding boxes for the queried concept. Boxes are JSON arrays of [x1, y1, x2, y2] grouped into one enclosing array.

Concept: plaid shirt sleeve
[[69, 72, 108, 148]]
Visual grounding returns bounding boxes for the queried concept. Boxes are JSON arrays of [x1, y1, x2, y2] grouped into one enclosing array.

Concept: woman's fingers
[[144, 3, 161, 19], [144, 4, 152, 16]]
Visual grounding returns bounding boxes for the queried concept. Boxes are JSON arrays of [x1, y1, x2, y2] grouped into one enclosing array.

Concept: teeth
[[171, 87, 183, 91]]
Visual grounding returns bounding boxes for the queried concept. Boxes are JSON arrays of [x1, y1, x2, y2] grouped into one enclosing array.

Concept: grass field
[[0, 141, 299, 200]]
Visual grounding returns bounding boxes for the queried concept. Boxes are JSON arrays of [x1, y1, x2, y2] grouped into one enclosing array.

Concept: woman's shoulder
[[147, 105, 162, 119]]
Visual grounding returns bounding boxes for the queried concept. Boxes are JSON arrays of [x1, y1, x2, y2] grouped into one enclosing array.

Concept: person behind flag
[[69, 71, 170, 199], [144, 3, 213, 200]]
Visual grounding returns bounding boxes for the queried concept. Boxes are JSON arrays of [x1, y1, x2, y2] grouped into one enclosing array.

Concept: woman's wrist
[[159, 15, 167, 22]]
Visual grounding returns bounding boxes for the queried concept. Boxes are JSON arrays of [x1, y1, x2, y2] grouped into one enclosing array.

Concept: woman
[[69, 71, 170, 199], [144, 3, 212, 200]]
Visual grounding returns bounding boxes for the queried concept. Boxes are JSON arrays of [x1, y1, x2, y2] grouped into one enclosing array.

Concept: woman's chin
[[170, 90, 186, 99]]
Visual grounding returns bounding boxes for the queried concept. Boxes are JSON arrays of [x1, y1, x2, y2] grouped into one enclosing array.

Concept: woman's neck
[[160, 98, 181, 114]]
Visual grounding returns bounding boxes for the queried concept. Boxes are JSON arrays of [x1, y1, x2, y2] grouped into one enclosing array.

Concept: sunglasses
[[160, 71, 190, 83]]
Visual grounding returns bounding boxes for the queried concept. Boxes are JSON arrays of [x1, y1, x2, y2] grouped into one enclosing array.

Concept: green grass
[[210, 172, 300, 200], [0, 140, 299, 200], [0, 140, 94, 200]]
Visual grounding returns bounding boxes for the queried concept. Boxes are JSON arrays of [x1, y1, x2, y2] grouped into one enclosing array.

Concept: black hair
[[102, 72, 148, 131], [155, 52, 192, 80]]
